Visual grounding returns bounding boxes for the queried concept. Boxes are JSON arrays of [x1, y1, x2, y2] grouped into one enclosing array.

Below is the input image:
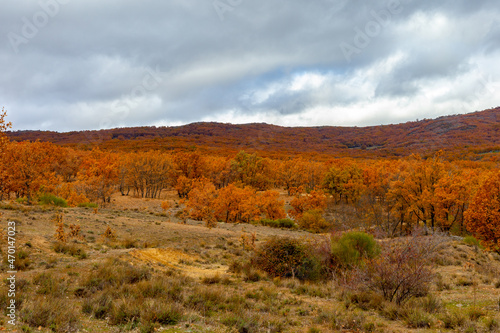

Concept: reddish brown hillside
[[7, 107, 500, 159]]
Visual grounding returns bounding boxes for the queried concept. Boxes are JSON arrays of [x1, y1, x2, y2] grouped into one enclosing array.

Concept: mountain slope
[[7, 107, 500, 158]]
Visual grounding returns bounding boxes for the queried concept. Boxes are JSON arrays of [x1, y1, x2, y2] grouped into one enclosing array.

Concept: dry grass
[[2, 192, 500, 332]]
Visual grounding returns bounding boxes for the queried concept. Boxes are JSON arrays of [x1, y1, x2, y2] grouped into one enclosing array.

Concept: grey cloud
[[1, 0, 499, 130]]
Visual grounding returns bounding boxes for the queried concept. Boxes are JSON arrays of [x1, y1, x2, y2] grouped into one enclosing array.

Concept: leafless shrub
[[354, 229, 446, 305]]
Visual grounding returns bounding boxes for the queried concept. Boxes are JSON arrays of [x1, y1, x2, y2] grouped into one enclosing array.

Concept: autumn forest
[[2, 108, 500, 249]]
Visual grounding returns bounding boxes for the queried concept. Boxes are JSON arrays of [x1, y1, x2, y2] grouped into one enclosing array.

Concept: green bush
[[38, 194, 68, 207], [252, 237, 324, 281], [463, 236, 482, 248], [260, 218, 296, 229], [331, 231, 380, 269]]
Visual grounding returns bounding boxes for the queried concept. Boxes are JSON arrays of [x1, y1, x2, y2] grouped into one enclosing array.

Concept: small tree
[[252, 236, 323, 281], [102, 226, 116, 241], [359, 232, 444, 305], [464, 171, 500, 251], [54, 222, 67, 242]]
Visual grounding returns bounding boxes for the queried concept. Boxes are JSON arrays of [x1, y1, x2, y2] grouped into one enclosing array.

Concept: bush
[[463, 236, 482, 248], [252, 237, 324, 281], [298, 209, 330, 233], [359, 234, 442, 305], [260, 218, 296, 229], [32, 272, 67, 296], [38, 194, 68, 207], [331, 231, 380, 269], [82, 292, 113, 319], [53, 242, 88, 259]]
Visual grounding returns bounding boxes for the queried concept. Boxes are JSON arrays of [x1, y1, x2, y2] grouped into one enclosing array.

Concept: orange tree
[[0, 108, 12, 199], [0, 107, 11, 154], [214, 184, 260, 223], [182, 178, 218, 227], [258, 190, 286, 220], [76, 149, 119, 204], [464, 170, 500, 251], [1, 141, 59, 204], [289, 188, 327, 220]]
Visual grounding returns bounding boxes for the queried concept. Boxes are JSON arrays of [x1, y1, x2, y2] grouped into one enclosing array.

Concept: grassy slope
[[1, 193, 500, 332]]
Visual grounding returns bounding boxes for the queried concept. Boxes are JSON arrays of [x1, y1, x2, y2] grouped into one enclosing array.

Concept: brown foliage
[[464, 170, 500, 251]]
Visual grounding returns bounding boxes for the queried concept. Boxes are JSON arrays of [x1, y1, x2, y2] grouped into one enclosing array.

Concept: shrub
[[141, 301, 183, 325], [359, 234, 443, 305], [20, 296, 80, 332], [463, 236, 482, 249], [77, 202, 98, 208], [82, 292, 113, 319], [252, 236, 324, 281], [405, 308, 433, 328], [32, 272, 67, 296], [298, 209, 331, 232], [83, 259, 151, 292], [53, 242, 88, 259], [331, 231, 380, 269], [38, 194, 68, 207], [260, 218, 296, 229]]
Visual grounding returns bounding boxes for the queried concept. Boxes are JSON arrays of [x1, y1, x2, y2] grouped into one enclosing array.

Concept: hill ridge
[[7, 107, 500, 158]]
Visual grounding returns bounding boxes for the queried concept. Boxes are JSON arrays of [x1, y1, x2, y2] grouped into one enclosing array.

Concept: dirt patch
[[130, 247, 228, 278]]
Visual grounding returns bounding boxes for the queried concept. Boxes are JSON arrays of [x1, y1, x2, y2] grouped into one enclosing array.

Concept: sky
[[1, 0, 500, 132]]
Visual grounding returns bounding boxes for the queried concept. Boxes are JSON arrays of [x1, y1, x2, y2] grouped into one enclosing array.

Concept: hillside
[[7, 107, 500, 158], [2, 193, 500, 332]]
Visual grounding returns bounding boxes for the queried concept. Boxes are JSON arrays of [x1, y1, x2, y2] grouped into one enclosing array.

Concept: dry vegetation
[[1, 192, 500, 333]]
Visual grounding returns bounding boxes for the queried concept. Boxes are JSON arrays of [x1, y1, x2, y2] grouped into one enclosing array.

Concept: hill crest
[[7, 107, 500, 158]]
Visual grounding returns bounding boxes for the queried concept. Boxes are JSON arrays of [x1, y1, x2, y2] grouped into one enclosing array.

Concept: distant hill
[[7, 107, 500, 159]]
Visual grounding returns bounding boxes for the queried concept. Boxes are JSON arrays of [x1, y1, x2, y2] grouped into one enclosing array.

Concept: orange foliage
[[259, 190, 286, 220], [289, 189, 327, 220], [0, 141, 59, 204], [464, 171, 500, 251], [214, 184, 260, 223], [76, 149, 119, 204]]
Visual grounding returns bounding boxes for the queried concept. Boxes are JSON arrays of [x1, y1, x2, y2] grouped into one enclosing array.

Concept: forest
[[1, 108, 500, 248]]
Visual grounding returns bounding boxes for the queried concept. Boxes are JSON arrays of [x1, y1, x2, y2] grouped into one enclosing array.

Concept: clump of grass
[[141, 300, 183, 326], [7, 249, 32, 271], [53, 242, 88, 259], [463, 236, 483, 249], [20, 296, 80, 333], [330, 310, 367, 331], [82, 259, 151, 293], [82, 292, 113, 319], [32, 272, 67, 296], [108, 298, 142, 326], [404, 308, 433, 328], [38, 194, 68, 207], [438, 310, 467, 329], [202, 274, 222, 285], [77, 202, 98, 208]]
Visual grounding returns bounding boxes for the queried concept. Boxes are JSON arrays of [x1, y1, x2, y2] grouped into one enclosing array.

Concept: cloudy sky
[[2, 0, 500, 131]]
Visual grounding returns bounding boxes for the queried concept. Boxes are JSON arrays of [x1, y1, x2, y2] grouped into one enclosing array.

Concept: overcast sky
[[2, 0, 500, 131]]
